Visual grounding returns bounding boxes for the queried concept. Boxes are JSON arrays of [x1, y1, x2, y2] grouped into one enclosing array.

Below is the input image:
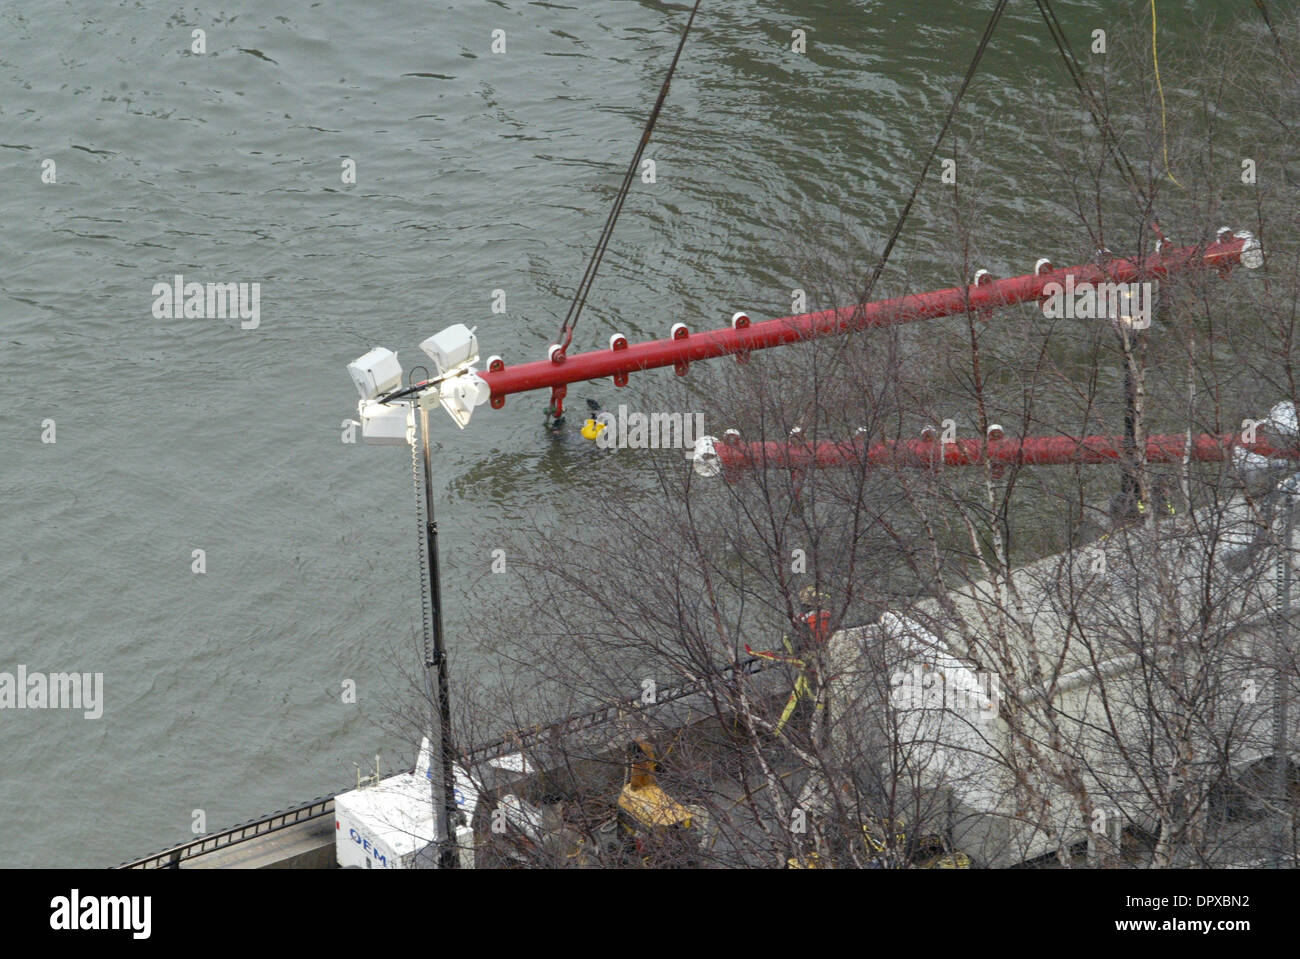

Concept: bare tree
[[377, 5, 1300, 870]]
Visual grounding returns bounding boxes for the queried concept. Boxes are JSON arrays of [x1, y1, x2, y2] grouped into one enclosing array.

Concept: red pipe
[[479, 234, 1256, 415], [710, 432, 1299, 477]]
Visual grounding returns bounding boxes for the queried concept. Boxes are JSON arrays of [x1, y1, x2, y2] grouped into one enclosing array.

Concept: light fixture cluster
[[346, 324, 492, 442]]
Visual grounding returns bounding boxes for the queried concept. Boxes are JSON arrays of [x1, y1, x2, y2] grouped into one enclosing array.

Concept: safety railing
[[461, 655, 774, 765], [116, 795, 336, 869], [116, 655, 779, 867]]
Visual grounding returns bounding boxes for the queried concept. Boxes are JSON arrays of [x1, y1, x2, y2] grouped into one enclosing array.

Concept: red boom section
[[710, 433, 1300, 478], [479, 235, 1255, 414]]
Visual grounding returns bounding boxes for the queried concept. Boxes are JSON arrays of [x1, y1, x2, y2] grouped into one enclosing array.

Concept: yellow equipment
[[918, 850, 972, 868], [862, 817, 908, 855], [618, 741, 694, 829], [617, 741, 701, 864], [783, 817, 972, 868], [746, 638, 823, 738]]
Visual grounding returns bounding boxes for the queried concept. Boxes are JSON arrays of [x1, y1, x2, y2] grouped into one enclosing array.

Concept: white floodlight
[[690, 435, 720, 477], [348, 347, 403, 400], [420, 324, 479, 375], [357, 399, 415, 445], [1237, 230, 1264, 270], [1269, 400, 1299, 442], [1233, 400, 1299, 481], [436, 373, 490, 429]]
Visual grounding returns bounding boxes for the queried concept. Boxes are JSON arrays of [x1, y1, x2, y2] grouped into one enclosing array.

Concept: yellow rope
[[1151, 0, 1184, 189]]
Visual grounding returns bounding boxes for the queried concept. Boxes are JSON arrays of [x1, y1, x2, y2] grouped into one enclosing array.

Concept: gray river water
[[0, 0, 1251, 866]]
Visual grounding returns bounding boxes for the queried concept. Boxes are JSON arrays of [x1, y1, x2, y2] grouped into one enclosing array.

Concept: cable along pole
[[1274, 477, 1296, 868], [418, 398, 458, 868]]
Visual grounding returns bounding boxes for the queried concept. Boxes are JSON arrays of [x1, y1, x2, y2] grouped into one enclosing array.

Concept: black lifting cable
[[1034, 0, 1153, 220], [555, 0, 703, 357], [1253, 0, 1298, 82], [852, 0, 1010, 319]]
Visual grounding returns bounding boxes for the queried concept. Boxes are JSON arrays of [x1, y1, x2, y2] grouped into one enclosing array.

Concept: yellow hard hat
[[799, 586, 828, 606]]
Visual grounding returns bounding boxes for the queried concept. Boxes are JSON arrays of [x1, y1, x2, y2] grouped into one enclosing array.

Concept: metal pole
[[1121, 350, 1140, 516], [1275, 486, 1294, 867], [419, 400, 458, 868]]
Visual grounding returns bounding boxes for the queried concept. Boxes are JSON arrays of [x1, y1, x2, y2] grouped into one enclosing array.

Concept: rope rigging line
[[853, 0, 1010, 317], [1150, 0, 1184, 189], [1253, 0, 1298, 82], [555, 0, 703, 357], [411, 417, 434, 666]]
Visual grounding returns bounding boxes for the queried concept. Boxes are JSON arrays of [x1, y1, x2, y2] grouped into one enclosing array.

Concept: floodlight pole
[[1274, 482, 1295, 868], [1120, 343, 1140, 512], [418, 398, 458, 869]]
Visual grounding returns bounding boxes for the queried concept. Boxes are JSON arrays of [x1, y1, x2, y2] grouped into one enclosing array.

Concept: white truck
[[334, 737, 477, 869]]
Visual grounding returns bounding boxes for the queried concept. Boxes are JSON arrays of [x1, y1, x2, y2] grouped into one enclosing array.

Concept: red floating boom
[[478, 232, 1260, 420], [702, 432, 1300, 479]]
